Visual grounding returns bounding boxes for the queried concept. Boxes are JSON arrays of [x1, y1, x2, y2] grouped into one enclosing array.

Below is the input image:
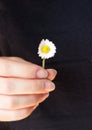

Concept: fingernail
[[52, 69, 57, 80], [37, 69, 48, 78], [46, 69, 57, 80], [45, 81, 55, 91], [53, 69, 57, 75]]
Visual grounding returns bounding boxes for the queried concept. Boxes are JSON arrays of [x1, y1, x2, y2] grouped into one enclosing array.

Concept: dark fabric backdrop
[[0, 0, 92, 130]]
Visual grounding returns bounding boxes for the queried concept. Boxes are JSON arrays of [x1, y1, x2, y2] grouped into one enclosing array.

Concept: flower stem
[[42, 58, 45, 68]]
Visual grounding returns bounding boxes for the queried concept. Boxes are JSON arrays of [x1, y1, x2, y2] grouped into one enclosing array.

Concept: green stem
[[42, 58, 45, 68]]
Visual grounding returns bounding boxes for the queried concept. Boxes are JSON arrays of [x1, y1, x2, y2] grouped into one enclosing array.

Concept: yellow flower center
[[41, 45, 50, 53]]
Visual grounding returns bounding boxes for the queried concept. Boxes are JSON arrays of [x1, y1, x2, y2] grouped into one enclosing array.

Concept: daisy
[[38, 39, 56, 68]]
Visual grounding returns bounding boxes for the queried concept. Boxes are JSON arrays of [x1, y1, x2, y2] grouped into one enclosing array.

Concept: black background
[[0, 0, 92, 129]]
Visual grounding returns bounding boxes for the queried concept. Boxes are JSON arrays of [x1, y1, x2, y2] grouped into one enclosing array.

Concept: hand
[[0, 57, 57, 121]]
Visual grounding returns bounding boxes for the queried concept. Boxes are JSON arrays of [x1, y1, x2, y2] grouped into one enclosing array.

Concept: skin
[[0, 57, 57, 121]]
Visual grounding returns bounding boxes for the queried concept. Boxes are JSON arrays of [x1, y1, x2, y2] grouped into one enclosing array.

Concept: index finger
[[0, 58, 48, 79]]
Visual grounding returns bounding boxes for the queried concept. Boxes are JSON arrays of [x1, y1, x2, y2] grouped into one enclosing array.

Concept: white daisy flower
[[38, 39, 56, 59], [38, 39, 56, 68]]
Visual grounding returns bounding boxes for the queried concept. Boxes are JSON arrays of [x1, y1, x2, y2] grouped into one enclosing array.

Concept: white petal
[[38, 39, 56, 59]]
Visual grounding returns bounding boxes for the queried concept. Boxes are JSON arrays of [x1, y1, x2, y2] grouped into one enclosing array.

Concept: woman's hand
[[0, 57, 57, 121]]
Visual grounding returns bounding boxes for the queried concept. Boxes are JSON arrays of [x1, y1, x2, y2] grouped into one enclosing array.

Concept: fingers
[[47, 69, 57, 80], [0, 57, 48, 78], [0, 57, 57, 81], [0, 78, 55, 95], [0, 105, 38, 121], [0, 93, 49, 110], [0, 57, 57, 121]]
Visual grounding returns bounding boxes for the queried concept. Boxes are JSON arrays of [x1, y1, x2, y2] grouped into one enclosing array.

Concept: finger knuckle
[[7, 97, 16, 109], [4, 79, 14, 94], [0, 78, 13, 94]]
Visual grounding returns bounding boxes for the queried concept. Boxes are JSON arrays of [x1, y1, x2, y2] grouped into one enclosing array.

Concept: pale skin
[[0, 57, 57, 121]]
